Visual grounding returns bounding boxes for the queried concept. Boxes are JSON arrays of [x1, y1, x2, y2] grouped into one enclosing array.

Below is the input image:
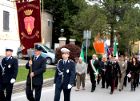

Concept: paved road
[[12, 77, 140, 101]]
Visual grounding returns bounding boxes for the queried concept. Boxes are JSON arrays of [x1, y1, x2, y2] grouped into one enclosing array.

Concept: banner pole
[[29, 48, 33, 91], [30, 57, 33, 91]]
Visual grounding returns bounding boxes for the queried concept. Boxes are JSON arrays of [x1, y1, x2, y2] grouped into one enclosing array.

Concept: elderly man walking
[[118, 55, 127, 91], [75, 57, 87, 91]]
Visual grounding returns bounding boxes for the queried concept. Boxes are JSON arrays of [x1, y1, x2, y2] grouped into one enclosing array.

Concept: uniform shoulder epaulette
[[57, 59, 62, 63], [68, 59, 74, 63]]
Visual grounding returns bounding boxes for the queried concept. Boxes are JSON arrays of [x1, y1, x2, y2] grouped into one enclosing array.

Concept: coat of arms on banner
[[24, 9, 35, 35]]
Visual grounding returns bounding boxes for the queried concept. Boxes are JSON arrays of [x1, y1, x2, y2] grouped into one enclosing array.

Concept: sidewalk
[[13, 78, 54, 94]]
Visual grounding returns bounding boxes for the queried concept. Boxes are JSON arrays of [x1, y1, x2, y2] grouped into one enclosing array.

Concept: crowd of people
[[75, 54, 140, 95], [1, 45, 140, 101]]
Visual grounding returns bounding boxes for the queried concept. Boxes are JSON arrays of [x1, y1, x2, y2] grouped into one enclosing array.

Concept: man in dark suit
[[99, 55, 107, 88], [54, 48, 76, 101], [25, 45, 46, 101], [0, 48, 18, 101], [87, 54, 99, 92]]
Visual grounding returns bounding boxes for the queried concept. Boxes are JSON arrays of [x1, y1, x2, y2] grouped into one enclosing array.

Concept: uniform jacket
[[26, 55, 46, 86], [54, 59, 76, 89], [0, 56, 18, 84]]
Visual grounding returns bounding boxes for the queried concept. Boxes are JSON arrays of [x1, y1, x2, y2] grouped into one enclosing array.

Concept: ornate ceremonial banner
[[93, 33, 105, 55], [93, 40, 105, 55], [16, 0, 41, 54]]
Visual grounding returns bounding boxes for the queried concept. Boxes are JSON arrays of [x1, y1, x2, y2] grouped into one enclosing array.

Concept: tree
[[71, 5, 108, 42], [118, 6, 140, 54], [55, 44, 81, 61], [43, 0, 85, 46]]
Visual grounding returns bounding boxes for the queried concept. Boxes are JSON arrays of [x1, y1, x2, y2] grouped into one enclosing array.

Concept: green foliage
[[55, 44, 81, 61], [16, 67, 55, 82], [117, 6, 140, 52], [43, 0, 86, 43], [71, 5, 108, 42]]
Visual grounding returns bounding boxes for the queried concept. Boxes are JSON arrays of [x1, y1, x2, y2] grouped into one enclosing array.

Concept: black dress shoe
[[91, 88, 95, 92], [110, 91, 113, 94]]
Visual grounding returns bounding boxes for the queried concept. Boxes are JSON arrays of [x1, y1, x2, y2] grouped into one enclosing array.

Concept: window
[[3, 11, 10, 31]]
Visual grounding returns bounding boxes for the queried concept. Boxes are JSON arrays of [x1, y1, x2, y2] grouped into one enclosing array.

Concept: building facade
[[0, 0, 20, 56], [41, 11, 53, 48]]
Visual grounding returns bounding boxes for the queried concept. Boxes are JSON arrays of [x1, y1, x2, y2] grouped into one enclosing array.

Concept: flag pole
[[28, 48, 33, 91], [30, 56, 33, 91]]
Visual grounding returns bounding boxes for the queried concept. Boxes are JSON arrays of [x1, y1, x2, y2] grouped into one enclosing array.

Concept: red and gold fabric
[[16, 0, 41, 54]]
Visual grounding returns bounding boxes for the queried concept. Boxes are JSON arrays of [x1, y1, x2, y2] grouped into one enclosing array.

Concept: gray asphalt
[[12, 76, 140, 101]]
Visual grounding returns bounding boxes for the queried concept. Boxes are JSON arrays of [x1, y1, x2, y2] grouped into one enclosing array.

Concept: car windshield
[[43, 45, 53, 52]]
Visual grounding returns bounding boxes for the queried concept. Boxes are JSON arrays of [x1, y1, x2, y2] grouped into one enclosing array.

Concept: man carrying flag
[[25, 45, 46, 101]]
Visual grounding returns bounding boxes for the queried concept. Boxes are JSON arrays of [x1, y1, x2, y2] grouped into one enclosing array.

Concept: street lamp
[[83, 30, 91, 63], [60, 28, 64, 37], [116, 16, 120, 22], [110, 15, 120, 48]]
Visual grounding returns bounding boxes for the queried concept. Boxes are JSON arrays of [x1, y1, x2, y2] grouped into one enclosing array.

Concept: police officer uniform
[[25, 45, 46, 101], [0, 48, 18, 101], [54, 48, 76, 101]]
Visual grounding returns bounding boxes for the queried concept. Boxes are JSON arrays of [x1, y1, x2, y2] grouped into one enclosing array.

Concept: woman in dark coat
[[129, 57, 140, 91]]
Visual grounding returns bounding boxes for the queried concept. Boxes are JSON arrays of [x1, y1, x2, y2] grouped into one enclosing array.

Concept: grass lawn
[[16, 66, 55, 82]]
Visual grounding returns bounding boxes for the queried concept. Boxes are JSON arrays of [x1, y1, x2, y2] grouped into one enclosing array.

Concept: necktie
[[6, 57, 9, 60], [35, 57, 37, 60], [63, 61, 66, 65]]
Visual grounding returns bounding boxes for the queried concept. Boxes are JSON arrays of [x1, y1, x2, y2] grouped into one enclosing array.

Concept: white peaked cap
[[5, 46, 14, 51], [61, 48, 70, 53]]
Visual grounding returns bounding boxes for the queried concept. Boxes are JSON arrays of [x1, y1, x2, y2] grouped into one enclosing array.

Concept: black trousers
[[101, 73, 106, 88], [89, 73, 96, 90], [0, 83, 13, 101], [26, 83, 42, 101], [124, 75, 127, 86], [54, 86, 71, 101]]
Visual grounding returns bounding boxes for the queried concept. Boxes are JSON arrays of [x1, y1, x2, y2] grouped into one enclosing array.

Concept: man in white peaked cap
[[54, 47, 76, 101]]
